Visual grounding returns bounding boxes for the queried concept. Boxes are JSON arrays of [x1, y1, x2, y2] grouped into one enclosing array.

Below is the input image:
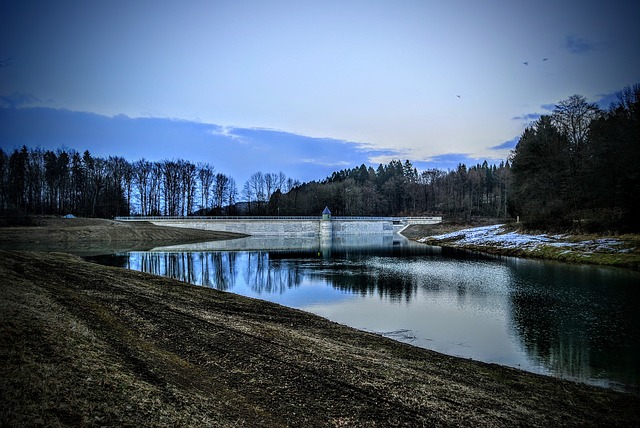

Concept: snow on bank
[[418, 224, 629, 253]]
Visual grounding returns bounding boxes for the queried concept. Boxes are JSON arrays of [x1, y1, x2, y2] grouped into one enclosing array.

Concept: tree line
[[0, 148, 303, 218], [0, 152, 221, 218], [0, 149, 129, 219], [0, 144, 509, 220], [271, 159, 511, 220], [509, 84, 639, 232], [1, 84, 638, 232]]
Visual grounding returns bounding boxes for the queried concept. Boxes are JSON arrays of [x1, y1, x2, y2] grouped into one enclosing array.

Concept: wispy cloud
[[512, 103, 563, 123], [414, 153, 505, 171], [208, 125, 244, 142], [300, 159, 353, 167], [367, 151, 506, 173], [565, 35, 595, 54], [489, 137, 519, 151], [511, 113, 541, 122], [0, 92, 40, 109], [594, 91, 620, 110]]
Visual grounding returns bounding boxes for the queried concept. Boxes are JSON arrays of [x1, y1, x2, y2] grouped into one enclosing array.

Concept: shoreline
[[2, 249, 639, 426], [403, 223, 640, 271], [2, 217, 639, 425], [0, 216, 246, 255]]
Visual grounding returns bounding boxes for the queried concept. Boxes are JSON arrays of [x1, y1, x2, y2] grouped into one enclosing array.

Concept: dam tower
[[320, 206, 333, 238]]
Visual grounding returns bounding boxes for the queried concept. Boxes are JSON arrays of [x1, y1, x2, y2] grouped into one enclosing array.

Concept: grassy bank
[[404, 223, 640, 270], [1, 250, 639, 427]]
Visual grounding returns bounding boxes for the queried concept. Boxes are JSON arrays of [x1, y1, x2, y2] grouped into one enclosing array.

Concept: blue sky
[[1, 0, 639, 184]]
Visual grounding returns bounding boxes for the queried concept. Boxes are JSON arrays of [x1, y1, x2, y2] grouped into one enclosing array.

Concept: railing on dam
[[116, 215, 322, 221]]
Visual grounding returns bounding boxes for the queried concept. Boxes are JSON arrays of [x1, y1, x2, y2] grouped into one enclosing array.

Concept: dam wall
[[115, 216, 442, 237], [150, 218, 323, 237]]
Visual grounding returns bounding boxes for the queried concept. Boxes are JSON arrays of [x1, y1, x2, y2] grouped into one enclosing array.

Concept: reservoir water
[[88, 234, 640, 392]]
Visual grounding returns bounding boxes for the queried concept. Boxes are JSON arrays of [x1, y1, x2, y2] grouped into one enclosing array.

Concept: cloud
[[413, 153, 506, 172], [0, 106, 395, 184], [512, 102, 566, 123], [0, 92, 40, 108], [489, 137, 519, 151], [594, 91, 620, 110], [208, 125, 244, 142], [300, 159, 352, 167], [565, 35, 595, 54], [0, 105, 516, 184], [511, 113, 541, 122]]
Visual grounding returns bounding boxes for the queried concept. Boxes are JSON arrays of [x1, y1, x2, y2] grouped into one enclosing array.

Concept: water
[[87, 234, 640, 392]]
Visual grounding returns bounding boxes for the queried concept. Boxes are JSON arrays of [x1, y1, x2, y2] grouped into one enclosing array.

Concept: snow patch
[[419, 224, 627, 254]]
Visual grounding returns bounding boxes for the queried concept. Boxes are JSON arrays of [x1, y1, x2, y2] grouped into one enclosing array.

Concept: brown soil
[[2, 250, 639, 427], [0, 217, 245, 255]]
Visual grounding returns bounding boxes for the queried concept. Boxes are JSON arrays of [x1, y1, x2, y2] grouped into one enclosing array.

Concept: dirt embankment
[[2, 250, 639, 427], [0, 217, 245, 254]]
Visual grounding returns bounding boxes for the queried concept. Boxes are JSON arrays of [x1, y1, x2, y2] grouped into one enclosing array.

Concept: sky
[[1, 0, 639, 184]]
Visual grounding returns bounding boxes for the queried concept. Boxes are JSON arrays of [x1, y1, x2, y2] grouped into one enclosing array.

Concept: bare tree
[[181, 161, 197, 215], [552, 94, 600, 148], [107, 156, 131, 216], [133, 159, 152, 215], [88, 158, 107, 217], [276, 172, 287, 192], [149, 162, 163, 215], [249, 171, 266, 203], [264, 172, 277, 202], [162, 160, 182, 216], [213, 173, 230, 214], [226, 177, 237, 213], [197, 162, 215, 212]]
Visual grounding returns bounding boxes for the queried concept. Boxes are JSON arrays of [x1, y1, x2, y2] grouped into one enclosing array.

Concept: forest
[[1, 84, 638, 232], [509, 85, 639, 232]]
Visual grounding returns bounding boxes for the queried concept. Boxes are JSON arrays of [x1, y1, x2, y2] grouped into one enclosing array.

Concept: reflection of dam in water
[[115, 214, 442, 237], [149, 233, 425, 256]]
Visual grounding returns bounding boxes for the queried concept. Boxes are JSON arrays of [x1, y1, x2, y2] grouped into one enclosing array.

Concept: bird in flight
[[542, 58, 548, 61], [523, 61, 529, 65], [456, 95, 461, 99]]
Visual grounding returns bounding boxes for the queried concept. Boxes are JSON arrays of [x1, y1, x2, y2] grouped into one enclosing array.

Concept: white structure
[[115, 212, 442, 237]]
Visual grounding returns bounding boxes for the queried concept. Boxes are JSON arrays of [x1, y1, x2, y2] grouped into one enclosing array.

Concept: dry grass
[[405, 223, 640, 270], [0, 217, 245, 255]]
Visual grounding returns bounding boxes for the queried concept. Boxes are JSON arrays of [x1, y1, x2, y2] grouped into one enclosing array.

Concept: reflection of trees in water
[[511, 292, 591, 378], [135, 252, 237, 290], [508, 263, 640, 388], [130, 251, 306, 292], [316, 262, 418, 303], [207, 252, 236, 291], [245, 252, 304, 294]]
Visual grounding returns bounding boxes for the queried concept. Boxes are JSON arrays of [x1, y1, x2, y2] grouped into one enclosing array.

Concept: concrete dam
[[116, 212, 442, 237]]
